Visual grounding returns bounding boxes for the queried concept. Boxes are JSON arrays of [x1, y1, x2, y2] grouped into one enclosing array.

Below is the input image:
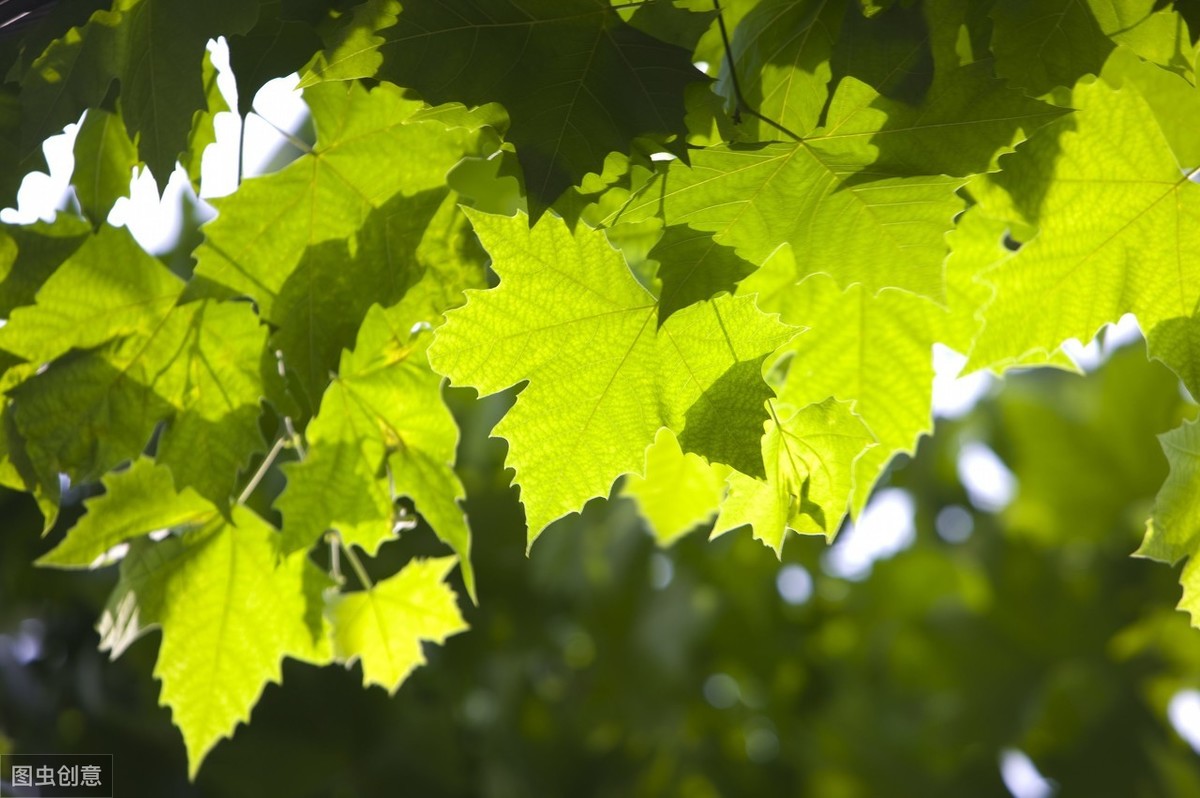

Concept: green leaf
[[1140, 417, 1200, 624], [98, 506, 331, 777], [0, 226, 271, 499], [808, 70, 1067, 178], [151, 300, 272, 507], [70, 108, 137, 227], [829, 0, 933, 104], [179, 50, 230, 194], [227, 0, 323, 116], [622, 428, 731, 546], [301, 0, 707, 208], [649, 225, 756, 324], [715, 0, 845, 139], [278, 302, 476, 599], [0, 216, 92, 318], [746, 262, 938, 511], [991, 0, 1196, 95], [38, 457, 213, 568], [0, 224, 183, 366], [713, 397, 874, 553], [429, 210, 797, 544], [329, 556, 467, 694], [19, 0, 259, 184], [617, 140, 965, 300], [193, 81, 492, 414], [0, 399, 61, 528], [968, 55, 1200, 373]]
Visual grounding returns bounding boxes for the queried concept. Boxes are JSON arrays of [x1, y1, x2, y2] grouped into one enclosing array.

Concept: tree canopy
[[3, 0, 1200, 793]]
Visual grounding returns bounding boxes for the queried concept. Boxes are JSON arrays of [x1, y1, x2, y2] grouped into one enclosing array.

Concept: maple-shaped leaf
[[301, 0, 707, 209], [278, 300, 476, 599], [713, 398, 874, 553], [38, 457, 213, 568], [616, 139, 964, 300], [98, 506, 331, 777], [942, 205, 1078, 373], [0, 225, 272, 503], [194, 81, 493, 414], [744, 260, 937, 512], [1140, 419, 1200, 624], [991, 0, 1196, 96], [622, 428, 731, 546], [329, 556, 467, 694], [18, 0, 258, 186], [71, 108, 138, 227], [968, 53, 1200, 374], [428, 210, 797, 544]]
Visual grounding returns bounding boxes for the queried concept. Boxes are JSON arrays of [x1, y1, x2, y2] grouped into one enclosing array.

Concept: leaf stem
[[236, 435, 288, 504], [284, 416, 306, 459], [249, 109, 314, 157], [335, 532, 374, 590], [236, 109, 246, 186], [327, 531, 344, 584]]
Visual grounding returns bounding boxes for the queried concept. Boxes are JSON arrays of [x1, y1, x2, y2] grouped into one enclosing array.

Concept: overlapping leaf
[[809, 67, 1066, 178], [98, 505, 330, 777], [991, 0, 1196, 96], [616, 139, 964, 300], [0, 225, 273, 505], [278, 300, 475, 597], [714, 0, 845, 140], [17, 0, 258, 187], [713, 397, 874, 553], [429, 210, 797, 543], [622, 428, 731, 546], [1142, 420, 1200, 622], [647, 225, 757, 324], [71, 108, 138, 226], [301, 0, 707, 207], [39, 457, 213, 568], [743, 259, 938, 512], [193, 81, 493, 414], [969, 54, 1200, 374]]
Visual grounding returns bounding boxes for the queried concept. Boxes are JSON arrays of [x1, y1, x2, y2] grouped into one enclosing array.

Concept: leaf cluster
[[0, 0, 1198, 777]]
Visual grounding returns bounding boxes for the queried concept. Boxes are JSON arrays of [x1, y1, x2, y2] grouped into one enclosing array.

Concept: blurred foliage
[[4, 340, 1200, 796]]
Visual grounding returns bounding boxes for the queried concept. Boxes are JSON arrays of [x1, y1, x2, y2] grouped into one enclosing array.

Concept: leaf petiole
[[333, 531, 374, 590]]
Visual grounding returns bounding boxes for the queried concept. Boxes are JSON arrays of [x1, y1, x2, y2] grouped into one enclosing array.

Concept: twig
[[712, 0, 803, 141], [236, 435, 288, 504]]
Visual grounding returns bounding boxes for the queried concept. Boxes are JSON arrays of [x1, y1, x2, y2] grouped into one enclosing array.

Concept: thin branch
[[335, 532, 374, 590], [236, 109, 246, 186], [248, 109, 313, 157], [327, 531, 344, 584], [712, 0, 803, 142], [284, 416, 306, 459], [236, 435, 288, 505]]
